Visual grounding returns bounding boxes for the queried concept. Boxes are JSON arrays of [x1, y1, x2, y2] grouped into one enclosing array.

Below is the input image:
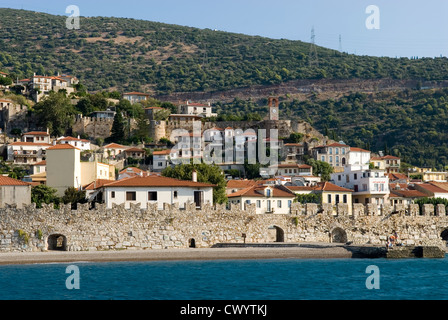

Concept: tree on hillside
[[33, 91, 77, 136], [162, 163, 227, 204]]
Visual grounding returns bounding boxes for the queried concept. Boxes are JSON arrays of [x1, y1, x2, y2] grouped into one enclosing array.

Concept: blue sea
[[1, 256, 448, 300]]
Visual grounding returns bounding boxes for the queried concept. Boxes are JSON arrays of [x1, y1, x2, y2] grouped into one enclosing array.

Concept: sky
[[1, 0, 448, 58]]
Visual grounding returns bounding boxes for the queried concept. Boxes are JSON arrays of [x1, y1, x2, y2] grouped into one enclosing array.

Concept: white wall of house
[[229, 196, 294, 214], [103, 186, 214, 210]]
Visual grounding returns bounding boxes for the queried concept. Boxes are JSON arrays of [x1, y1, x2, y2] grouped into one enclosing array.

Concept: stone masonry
[[0, 202, 447, 252]]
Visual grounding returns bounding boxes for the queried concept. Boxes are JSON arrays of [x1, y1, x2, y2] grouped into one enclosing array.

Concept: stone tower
[[268, 96, 279, 121]]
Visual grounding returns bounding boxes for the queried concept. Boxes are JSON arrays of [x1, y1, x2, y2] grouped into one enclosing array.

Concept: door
[[194, 191, 203, 209], [267, 200, 271, 213]]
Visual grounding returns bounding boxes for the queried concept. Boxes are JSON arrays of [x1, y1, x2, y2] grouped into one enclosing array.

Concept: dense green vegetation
[[2, 9, 448, 95], [162, 163, 227, 204]]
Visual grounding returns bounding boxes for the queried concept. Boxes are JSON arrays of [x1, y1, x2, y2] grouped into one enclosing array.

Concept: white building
[[347, 147, 371, 167], [7, 142, 52, 165], [152, 149, 172, 171], [57, 136, 91, 151], [178, 101, 217, 118], [22, 131, 51, 144], [331, 167, 389, 206], [100, 175, 215, 210], [123, 92, 150, 104], [227, 184, 296, 214]]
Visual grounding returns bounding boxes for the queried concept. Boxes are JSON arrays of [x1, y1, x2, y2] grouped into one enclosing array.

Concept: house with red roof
[[7, 141, 53, 165], [227, 183, 296, 214], [122, 92, 150, 104], [57, 136, 91, 151], [312, 142, 350, 172], [285, 181, 353, 214], [99, 175, 215, 209], [22, 130, 50, 144], [118, 167, 150, 180], [413, 183, 448, 200], [0, 176, 31, 208]]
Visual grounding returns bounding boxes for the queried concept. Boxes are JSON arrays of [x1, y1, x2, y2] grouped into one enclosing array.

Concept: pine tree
[[110, 111, 125, 143]]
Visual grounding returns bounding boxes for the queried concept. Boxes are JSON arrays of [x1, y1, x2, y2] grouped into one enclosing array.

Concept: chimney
[[46, 127, 49, 134], [192, 169, 197, 182]]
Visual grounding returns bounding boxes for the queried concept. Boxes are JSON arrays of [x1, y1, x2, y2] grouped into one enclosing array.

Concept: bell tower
[[268, 96, 279, 121]]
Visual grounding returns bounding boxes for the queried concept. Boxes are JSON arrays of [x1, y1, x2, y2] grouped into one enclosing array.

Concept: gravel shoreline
[[0, 245, 357, 265]]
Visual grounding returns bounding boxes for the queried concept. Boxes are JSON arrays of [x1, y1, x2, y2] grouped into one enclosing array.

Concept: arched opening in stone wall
[[331, 228, 347, 244], [48, 234, 67, 251], [189, 238, 196, 248], [441, 229, 448, 246], [267, 226, 285, 243]]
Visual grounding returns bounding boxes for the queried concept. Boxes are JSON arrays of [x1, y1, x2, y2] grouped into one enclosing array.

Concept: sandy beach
[[0, 244, 359, 265]]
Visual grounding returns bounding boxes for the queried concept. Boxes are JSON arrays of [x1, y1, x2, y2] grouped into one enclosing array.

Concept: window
[[288, 200, 292, 208], [126, 191, 136, 201], [335, 195, 340, 204], [335, 148, 339, 155], [266, 189, 271, 197], [338, 175, 341, 181], [343, 194, 347, 203], [328, 194, 332, 203], [321, 156, 325, 162], [148, 191, 158, 201], [354, 173, 357, 180], [246, 200, 251, 205], [329, 148, 333, 155], [329, 156, 333, 163], [278, 200, 282, 208], [173, 191, 178, 199], [256, 200, 261, 208], [111, 191, 115, 198]]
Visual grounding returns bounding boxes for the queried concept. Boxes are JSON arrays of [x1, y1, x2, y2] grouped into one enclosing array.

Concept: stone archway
[[189, 238, 196, 248], [330, 227, 347, 244], [441, 229, 448, 246], [48, 234, 67, 251], [267, 225, 285, 243]]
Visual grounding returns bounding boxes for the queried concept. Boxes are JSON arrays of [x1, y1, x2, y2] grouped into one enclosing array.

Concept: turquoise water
[[1, 256, 448, 300]]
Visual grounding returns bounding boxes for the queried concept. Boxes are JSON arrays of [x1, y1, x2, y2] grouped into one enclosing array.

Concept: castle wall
[[0, 202, 447, 253]]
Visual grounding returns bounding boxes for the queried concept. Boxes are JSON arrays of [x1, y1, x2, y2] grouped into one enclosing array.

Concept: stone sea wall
[[0, 202, 447, 252]]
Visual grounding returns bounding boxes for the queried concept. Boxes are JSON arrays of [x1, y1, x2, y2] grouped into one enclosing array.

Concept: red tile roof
[[58, 136, 90, 142], [390, 190, 426, 198], [103, 176, 216, 188], [381, 155, 400, 160], [227, 185, 296, 198], [47, 144, 80, 150], [313, 182, 353, 192], [22, 131, 49, 136], [33, 160, 46, 166], [417, 183, 448, 194], [350, 147, 370, 153], [226, 180, 258, 189], [104, 143, 127, 149], [83, 179, 115, 190], [153, 150, 172, 156], [0, 176, 30, 186]]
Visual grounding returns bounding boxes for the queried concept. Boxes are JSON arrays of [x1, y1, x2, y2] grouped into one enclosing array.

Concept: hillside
[[2, 8, 448, 95]]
